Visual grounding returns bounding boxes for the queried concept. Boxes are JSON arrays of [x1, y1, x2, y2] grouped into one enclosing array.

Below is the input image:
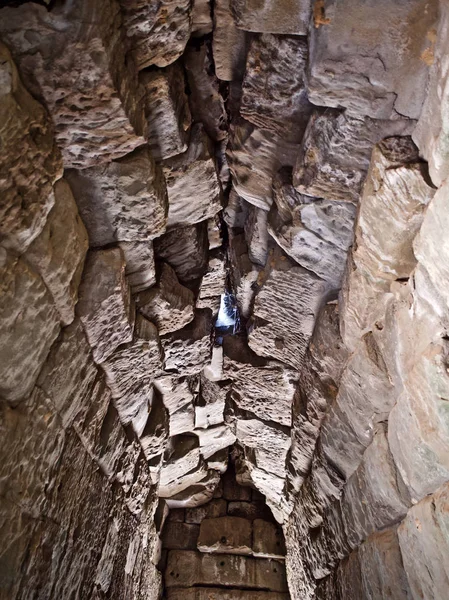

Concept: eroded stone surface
[[230, 0, 311, 34]]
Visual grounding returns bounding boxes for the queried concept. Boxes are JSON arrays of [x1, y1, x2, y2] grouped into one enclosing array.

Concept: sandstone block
[[154, 222, 209, 283], [155, 376, 196, 437], [0, 42, 62, 254], [307, 0, 438, 119], [118, 240, 156, 293], [197, 516, 252, 555], [230, 0, 311, 34], [66, 146, 167, 248], [165, 550, 289, 591], [253, 519, 286, 559], [213, 0, 250, 81], [196, 253, 227, 314], [134, 387, 169, 462], [162, 522, 200, 550], [0, 2, 145, 168], [25, 178, 88, 326], [184, 41, 228, 142], [167, 589, 290, 599], [161, 310, 213, 376], [166, 470, 222, 509], [228, 501, 273, 522], [195, 376, 227, 429], [0, 253, 60, 403], [248, 251, 328, 371], [241, 34, 312, 137], [159, 437, 208, 498], [228, 119, 300, 209], [140, 63, 191, 161], [186, 499, 227, 524], [227, 229, 261, 318], [137, 263, 195, 336], [293, 109, 414, 202], [76, 248, 134, 364], [163, 125, 222, 228], [398, 483, 449, 600], [222, 466, 252, 501], [413, 1, 449, 187], [195, 425, 236, 460], [245, 204, 269, 267], [101, 316, 163, 424], [192, 0, 213, 36], [119, 0, 192, 69]]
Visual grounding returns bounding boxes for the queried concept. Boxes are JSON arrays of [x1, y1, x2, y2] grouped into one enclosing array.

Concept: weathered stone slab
[[162, 522, 200, 550], [245, 204, 269, 267], [230, 0, 311, 34], [167, 588, 289, 599], [398, 483, 449, 600], [134, 387, 169, 462], [269, 170, 356, 288], [159, 437, 208, 498], [241, 34, 312, 137], [227, 229, 261, 318], [0, 42, 62, 254], [413, 1, 449, 187], [161, 310, 213, 376], [197, 516, 252, 555], [192, 0, 213, 36], [222, 466, 252, 502], [223, 346, 296, 427], [253, 519, 286, 559], [137, 263, 195, 336], [155, 376, 195, 437], [119, 0, 192, 69], [228, 119, 300, 209], [140, 63, 191, 161], [0, 1, 146, 168], [248, 251, 329, 371], [66, 146, 167, 248], [118, 240, 156, 293], [307, 0, 438, 119], [163, 125, 222, 228], [213, 0, 250, 81], [154, 222, 209, 283], [195, 425, 236, 460], [184, 42, 228, 142], [358, 528, 412, 600], [166, 470, 221, 508], [185, 499, 227, 524], [101, 316, 163, 424], [196, 253, 227, 313], [355, 137, 434, 281], [76, 248, 134, 364], [0, 253, 60, 403], [165, 550, 289, 591], [25, 178, 88, 326], [228, 501, 274, 522], [293, 110, 414, 202]]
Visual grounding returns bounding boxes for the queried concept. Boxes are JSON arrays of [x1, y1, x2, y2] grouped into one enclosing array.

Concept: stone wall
[[1, 0, 449, 598]]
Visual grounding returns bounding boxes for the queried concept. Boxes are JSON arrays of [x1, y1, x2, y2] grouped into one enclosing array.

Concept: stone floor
[[160, 465, 290, 599]]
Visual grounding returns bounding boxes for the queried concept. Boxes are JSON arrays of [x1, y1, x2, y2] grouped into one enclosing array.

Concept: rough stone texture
[[168, 589, 289, 599], [413, 0, 449, 187], [197, 516, 252, 555], [25, 178, 88, 325], [0, 1, 146, 168], [196, 425, 237, 460], [398, 483, 449, 600], [269, 170, 356, 288], [154, 222, 209, 283], [0, 253, 60, 403], [192, 0, 213, 36], [184, 41, 228, 142], [119, 0, 192, 69], [307, 0, 438, 119], [0, 42, 62, 255], [213, 0, 250, 81], [248, 250, 329, 371], [196, 252, 227, 313], [66, 146, 167, 248], [227, 229, 261, 319], [100, 316, 163, 425], [159, 437, 208, 497], [118, 240, 156, 293], [186, 499, 227, 524], [241, 35, 312, 137], [228, 118, 300, 209], [76, 248, 134, 364], [166, 550, 288, 591], [162, 522, 200, 550], [245, 204, 269, 267], [137, 263, 195, 335], [230, 0, 311, 34], [140, 63, 191, 161], [155, 376, 196, 437], [293, 110, 415, 202], [163, 125, 221, 229]]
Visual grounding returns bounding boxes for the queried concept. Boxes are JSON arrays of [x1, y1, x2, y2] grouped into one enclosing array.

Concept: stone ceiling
[[0, 0, 448, 599]]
